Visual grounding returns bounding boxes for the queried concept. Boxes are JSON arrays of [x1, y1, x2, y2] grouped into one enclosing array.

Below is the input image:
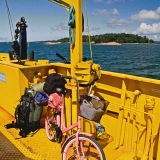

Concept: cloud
[[105, 18, 132, 28], [153, 35, 159, 40], [130, 7, 160, 21], [92, 8, 119, 16], [133, 22, 160, 35], [111, 8, 119, 15], [106, 0, 125, 4], [51, 22, 68, 31], [157, 7, 160, 14]]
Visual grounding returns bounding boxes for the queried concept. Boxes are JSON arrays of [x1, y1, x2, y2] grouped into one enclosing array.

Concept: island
[[49, 33, 154, 44]]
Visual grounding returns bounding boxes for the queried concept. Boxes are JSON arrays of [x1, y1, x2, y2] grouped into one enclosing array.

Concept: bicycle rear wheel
[[62, 135, 106, 160], [45, 107, 56, 141]]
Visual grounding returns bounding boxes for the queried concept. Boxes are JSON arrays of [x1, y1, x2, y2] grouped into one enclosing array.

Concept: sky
[[0, 0, 160, 42]]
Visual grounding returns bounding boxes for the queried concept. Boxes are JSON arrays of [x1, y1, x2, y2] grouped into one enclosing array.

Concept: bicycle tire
[[62, 135, 106, 160], [45, 107, 56, 141]]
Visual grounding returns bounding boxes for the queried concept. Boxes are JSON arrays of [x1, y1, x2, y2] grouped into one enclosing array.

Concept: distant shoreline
[[45, 41, 61, 45], [43, 41, 157, 45], [93, 42, 156, 45], [96, 42, 121, 45], [0, 41, 159, 44]]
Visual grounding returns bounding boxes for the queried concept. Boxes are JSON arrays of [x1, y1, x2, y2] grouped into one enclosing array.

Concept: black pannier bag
[[43, 73, 67, 95], [79, 95, 109, 123]]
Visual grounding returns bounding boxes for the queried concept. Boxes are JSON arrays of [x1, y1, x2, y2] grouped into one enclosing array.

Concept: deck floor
[[0, 107, 62, 160], [0, 106, 132, 160]]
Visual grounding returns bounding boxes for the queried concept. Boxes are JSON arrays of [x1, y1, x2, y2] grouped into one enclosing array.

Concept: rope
[[5, 0, 14, 41], [84, 0, 93, 60]]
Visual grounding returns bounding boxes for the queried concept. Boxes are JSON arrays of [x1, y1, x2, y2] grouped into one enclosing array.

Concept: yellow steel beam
[[49, 0, 83, 78]]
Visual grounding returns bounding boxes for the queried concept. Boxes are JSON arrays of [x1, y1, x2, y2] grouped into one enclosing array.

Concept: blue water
[[1, 42, 160, 80]]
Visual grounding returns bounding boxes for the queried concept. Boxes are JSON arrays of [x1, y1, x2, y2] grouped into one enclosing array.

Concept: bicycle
[[45, 75, 106, 160]]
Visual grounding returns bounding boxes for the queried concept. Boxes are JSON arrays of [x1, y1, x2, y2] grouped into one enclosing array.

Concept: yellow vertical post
[[62, 0, 83, 124], [51, 0, 83, 125], [69, 0, 83, 77], [51, 0, 83, 74], [114, 80, 126, 149], [65, 90, 72, 128], [156, 123, 160, 160], [72, 88, 78, 125], [141, 97, 155, 160]]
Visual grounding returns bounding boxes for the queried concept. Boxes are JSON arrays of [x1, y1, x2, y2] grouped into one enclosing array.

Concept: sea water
[[0, 42, 160, 80]]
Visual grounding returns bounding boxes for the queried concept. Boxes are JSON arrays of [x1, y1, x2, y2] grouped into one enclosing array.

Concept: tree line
[[53, 33, 154, 44]]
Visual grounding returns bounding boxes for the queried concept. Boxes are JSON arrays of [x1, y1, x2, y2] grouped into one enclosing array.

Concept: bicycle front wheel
[[62, 135, 106, 160]]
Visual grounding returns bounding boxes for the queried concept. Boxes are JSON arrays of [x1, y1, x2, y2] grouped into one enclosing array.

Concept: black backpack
[[5, 88, 42, 137], [43, 73, 67, 95], [14, 91, 35, 137]]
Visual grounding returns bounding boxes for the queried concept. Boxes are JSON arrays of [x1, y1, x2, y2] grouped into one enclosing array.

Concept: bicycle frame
[[56, 102, 92, 136], [47, 76, 93, 159], [57, 104, 92, 159]]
